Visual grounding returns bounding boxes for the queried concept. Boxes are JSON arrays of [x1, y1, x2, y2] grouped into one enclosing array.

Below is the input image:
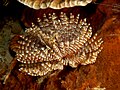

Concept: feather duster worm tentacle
[[10, 12, 103, 76], [19, 61, 64, 76]]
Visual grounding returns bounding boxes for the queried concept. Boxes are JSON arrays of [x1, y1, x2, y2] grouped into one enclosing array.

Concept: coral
[[18, 0, 92, 9], [10, 12, 103, 77]]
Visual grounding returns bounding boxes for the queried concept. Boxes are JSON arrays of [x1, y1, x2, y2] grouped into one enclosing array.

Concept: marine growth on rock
[[10, 12, 103, 76], [18, 0, 93, 9]]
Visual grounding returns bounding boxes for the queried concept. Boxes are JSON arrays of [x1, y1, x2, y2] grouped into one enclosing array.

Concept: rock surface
[[0, 0, 120, 90]]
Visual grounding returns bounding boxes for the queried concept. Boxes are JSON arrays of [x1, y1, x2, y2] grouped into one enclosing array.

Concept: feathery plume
[[10, 12, 103, 76]]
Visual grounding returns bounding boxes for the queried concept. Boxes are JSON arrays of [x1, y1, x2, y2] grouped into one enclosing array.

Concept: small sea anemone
[[10, 12, 103, 76]]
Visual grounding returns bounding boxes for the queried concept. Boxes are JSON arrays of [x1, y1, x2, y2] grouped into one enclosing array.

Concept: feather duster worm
[[10, 12, 103, 76], [18, 0, 93, 9]]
